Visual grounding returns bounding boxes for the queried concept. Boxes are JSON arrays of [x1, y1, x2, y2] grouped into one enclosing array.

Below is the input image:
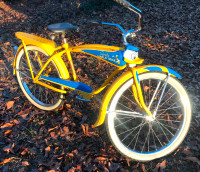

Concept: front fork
[[130, 67, 170, 118], [131, 67, 153, 117]]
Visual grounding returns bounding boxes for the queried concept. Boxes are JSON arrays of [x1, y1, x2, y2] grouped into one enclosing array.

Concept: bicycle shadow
[[0, 0, 112, 77]]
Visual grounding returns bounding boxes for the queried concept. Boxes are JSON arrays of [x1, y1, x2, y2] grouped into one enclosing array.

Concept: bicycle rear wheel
[[16, 46, 64, 111], [106, 72, 191, 161]]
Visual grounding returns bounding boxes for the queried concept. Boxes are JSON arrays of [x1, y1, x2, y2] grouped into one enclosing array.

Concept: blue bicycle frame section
[[81, 49, 127, 66]]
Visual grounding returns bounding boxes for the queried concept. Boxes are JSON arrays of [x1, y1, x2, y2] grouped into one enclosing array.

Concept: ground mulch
[[0, 0, 200, 171]]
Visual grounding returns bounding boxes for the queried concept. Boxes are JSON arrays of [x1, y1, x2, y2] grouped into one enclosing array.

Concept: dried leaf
[[141, 164, 146, 172], [48, 126, 58, 132], [68, 167, 76, 172], [160, 160, 166, 171], [50, 132, 57, 139], [13, 119, 20, 125], [16, 110, 28, 118], [21, 148, 28, 155], [76, 164, 82, 171], [6, 101, 14, 109], [22, 161, 29, 166], [44, 145, 51, 157], [4, 130, 12, 135], [126, 158, 131, 166], [45, 146, 51, 152], [153, 160, 166, 172], [144, 86, 149, 92], [57, 156, 63, 160], [104, 166, 109, 172], [94, 156, 108, 162], [3, 143, 14, 154], [62, 126, 69, 134], [76, 68, 82, 73], [85, 124, 89, 136], [182, 147, 193, 156], [81, 124, 85, 135], [66, 104, 71, 108], [0, 157, 14, 165], [21, 114, 28, 119], [1, 122, 13, 129], [185, 156, 200, 165]]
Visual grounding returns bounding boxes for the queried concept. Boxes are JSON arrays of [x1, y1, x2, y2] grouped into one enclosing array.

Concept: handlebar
[[88, 21, 126, 34], [113, 0, 143, 31], [88, 0, 143, 45]]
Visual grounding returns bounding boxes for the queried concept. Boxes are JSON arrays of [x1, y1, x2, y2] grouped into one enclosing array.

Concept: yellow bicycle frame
[[13, 32, 181, 127]]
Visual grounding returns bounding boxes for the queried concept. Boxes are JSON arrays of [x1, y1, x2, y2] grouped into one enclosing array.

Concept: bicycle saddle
[[47, 23, 78, 34]]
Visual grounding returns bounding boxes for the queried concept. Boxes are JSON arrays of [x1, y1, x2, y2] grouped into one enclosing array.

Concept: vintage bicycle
[[13, 0, 191, 161]]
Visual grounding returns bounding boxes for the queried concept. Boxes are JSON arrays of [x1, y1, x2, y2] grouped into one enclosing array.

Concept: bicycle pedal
[[76, 95, 91, 102]]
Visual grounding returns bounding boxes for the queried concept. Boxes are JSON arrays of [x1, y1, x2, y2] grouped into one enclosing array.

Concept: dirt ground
[[0, 0, 200, 171]]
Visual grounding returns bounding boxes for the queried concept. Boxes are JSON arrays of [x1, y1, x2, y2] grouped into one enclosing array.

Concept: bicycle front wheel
[[106, 72, 191, 161], [16, 46, 64, 111]]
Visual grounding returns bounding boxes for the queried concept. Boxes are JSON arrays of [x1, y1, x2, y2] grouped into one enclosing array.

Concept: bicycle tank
[[69, 44, 127, 67]]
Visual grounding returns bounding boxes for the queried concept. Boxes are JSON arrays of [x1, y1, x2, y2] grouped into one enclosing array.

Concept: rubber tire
[[16, 45, 64, 111], [106, 72, 191, 161]]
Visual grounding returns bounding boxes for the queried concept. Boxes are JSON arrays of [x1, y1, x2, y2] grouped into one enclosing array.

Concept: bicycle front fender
[[136, 65, 182, 78], [13, 44, 70, 80], [93, 71, 133, 127], [93, 65, 181, 128]]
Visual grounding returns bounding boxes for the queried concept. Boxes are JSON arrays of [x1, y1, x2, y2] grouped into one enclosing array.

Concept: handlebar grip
[[88, 21, 102, 26], [113, 0, 131, 9]]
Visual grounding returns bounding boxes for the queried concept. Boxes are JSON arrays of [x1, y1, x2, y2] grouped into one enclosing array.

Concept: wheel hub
[[145, 115, 155, 121]]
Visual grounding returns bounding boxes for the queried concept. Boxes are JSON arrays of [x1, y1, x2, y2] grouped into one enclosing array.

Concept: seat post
[[63, 38, 67, 44], [61, 32, 67, 44]]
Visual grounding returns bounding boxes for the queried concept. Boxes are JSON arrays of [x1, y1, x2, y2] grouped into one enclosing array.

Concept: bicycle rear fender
[[13, 45, 69, 80], [93, 65, 181, 127], [14, 32, 69, 79]]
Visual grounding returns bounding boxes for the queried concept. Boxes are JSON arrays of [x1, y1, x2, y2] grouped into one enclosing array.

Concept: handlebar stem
[[123, 29, 138, 45]]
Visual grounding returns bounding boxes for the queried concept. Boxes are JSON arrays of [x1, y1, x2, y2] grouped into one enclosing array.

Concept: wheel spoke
[[151, 124, 163, 147], [133, 121, 146, 150], [150, 123, 157, 151], [159, 91, 177, 109], [17, 48, 63, 109], [148, 80, 161, 109], [115, 117, 135, 127], [141, 124, 151, 152], [156, 120, 170, 142], [121, 94, 137, 106], [157, 113, 183, 116], [107, 72, 190, 156], [119, 120, 145, 137], [157, 118, 181, 123], [117, 102, 135, 112], [155, 119, 176, 135], [158, 105, 182, 113], [128, 121, 145, 146]]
